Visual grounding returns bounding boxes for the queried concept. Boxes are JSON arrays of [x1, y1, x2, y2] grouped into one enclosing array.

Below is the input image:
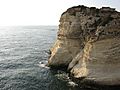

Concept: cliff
[[48, 5, 120, 86]]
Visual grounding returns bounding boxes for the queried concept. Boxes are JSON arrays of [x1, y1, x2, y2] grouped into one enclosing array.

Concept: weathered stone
[[48, 5, 120, 86], [48, 39, 82, 67]]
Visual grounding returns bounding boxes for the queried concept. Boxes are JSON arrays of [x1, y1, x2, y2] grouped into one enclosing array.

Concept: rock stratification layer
[[48, 5, 120, 86]]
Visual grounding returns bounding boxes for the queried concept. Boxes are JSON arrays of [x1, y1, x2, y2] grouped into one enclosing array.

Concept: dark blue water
[[0, 26, 90, 90]]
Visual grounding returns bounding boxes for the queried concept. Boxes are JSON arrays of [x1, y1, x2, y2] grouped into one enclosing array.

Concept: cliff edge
[[48, 5, 120, 86]]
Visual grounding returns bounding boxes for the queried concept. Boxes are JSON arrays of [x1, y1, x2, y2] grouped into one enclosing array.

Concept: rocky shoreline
[[48, 5, 120, 88]]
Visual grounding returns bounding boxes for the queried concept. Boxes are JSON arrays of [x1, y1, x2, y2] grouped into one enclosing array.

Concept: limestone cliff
[[48, 5, 120, 86]]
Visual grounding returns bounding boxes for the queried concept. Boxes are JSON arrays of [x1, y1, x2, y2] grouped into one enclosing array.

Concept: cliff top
[[62, 5, 120, 16]]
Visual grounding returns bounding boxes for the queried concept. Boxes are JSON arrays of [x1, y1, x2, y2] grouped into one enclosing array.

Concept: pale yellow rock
[[48, 39, 81, 66], [48, 5, 120, 86]]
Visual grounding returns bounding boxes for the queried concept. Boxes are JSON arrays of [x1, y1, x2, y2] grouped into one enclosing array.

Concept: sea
[[0, 26, 91, 90], [3, 26, 118, 90]]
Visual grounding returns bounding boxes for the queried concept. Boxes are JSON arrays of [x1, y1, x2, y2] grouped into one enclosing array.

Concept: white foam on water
[[67, 81, 78, 87], [38, 61, 49, 69]]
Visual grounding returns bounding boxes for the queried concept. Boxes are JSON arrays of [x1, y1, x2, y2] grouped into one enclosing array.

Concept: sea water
[[0, 26, 91, 90]]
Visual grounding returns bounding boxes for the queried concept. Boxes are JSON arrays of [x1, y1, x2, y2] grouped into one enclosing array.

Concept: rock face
[[48, 5, 120, 86]]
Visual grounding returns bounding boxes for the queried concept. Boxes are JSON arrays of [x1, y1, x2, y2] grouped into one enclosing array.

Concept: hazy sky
[[0, 0, 120, 26]]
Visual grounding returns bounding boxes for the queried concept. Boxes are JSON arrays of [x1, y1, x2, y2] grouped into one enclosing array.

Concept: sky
[[0, 0, 119, 26]]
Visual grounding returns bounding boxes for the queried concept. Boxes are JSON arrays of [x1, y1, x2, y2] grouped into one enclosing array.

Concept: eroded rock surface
[[48, 5, 120, 86]]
